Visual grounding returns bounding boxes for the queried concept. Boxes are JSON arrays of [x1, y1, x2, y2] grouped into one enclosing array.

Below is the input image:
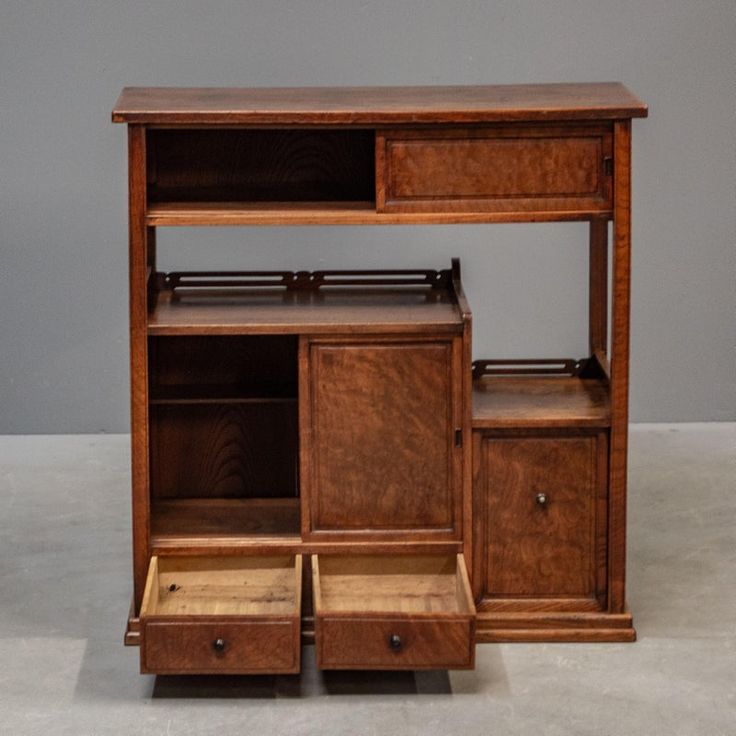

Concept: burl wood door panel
[[304, 340, 461, 539], [377, 125, 612, 214], [483, 436, 605, 599]]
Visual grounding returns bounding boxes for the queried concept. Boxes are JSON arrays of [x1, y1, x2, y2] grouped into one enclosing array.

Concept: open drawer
[[139, 555, 302, 674], [312, 554, 475, 670]]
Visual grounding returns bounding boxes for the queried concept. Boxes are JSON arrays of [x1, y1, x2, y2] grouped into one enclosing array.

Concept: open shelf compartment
[[146, 128, 376, 218], [472, 357, 610, 429], [148, 334, 300, 544]]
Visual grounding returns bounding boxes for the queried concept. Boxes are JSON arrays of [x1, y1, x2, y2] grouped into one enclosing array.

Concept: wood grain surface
[[483, 436, 598, 597], [149, 402, 298, 499], [305, 341, 459, 537], [378, 125, 612, 214]]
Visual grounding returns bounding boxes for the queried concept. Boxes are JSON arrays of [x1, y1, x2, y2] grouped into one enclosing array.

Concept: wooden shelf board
[[146, 200, 610, 226], [148, 287, 463, 336], [149, 385, 296, 405], [472, 376, 610, 429], [150, 498, 300, 542]]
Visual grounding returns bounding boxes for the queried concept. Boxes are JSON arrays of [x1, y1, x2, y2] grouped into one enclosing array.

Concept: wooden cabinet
[[113, 83, 646, 673]]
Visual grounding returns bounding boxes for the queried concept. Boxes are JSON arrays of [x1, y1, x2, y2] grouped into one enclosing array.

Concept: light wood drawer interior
[[378, 125, 612, 214], [313, 554, 475, 669], [139, 555, 302, 674]]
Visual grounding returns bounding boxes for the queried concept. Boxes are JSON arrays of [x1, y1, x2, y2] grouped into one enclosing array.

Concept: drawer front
[[378, 126, 612, 214], [317, 617, 474, 670], [482, 435, 607, 599], [141, 620, 299, 674]]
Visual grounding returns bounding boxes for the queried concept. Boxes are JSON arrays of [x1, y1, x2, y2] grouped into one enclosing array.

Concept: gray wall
[[1, 1, 734, 433]]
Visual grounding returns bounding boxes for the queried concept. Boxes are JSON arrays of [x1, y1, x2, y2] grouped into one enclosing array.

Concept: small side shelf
[[472, 358, 610, 429]]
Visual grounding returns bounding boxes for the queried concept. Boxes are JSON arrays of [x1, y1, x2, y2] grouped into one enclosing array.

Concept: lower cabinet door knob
[[213, 638, 226, 653]]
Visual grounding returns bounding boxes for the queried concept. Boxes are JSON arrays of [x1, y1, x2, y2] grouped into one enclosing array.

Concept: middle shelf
[[148, 272, 464, 335]]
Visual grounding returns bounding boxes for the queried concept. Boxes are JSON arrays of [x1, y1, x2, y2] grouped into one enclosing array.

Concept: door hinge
[[454, 429, 463, 448], [604, 156, 613, 176]]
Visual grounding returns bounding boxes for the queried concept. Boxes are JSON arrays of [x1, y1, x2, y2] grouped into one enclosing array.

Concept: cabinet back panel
[[149, 335, 297, 400], [147, 129, 375, 203], [150, 403, 298, 499]]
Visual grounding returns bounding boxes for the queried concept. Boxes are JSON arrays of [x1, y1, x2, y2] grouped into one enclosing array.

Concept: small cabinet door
[[478, 434, 607, 606], [303, 338, 463, 540]]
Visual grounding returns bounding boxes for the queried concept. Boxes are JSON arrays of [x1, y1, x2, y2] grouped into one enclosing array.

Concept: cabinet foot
[[124, 599, 141, 646]]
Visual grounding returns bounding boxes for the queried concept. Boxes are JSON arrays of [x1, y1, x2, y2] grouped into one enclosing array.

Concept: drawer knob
[[535, 492, 548, 506], [388, 633, 402, 651], [212, 638, 226, 653]]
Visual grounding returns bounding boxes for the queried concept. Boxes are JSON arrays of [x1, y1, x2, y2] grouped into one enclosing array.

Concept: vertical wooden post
[[589, 218, 608, 356], [128, 125, 150, 613], [608, 120, 632, 613], [451, 259, 474, 572]]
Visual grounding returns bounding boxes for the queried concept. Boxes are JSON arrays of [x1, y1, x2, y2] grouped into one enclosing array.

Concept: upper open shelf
[[147, 127, 375, 202], [148, 267, 465, 336]]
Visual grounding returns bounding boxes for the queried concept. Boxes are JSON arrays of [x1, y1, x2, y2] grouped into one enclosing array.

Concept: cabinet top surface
[[112, 82, 647, 124]]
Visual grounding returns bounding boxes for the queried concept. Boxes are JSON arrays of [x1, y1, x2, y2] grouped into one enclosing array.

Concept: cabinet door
[[303, 339, 462, 540], [480, 435, 607, 604]]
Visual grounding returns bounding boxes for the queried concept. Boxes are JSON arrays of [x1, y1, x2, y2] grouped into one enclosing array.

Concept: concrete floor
[[0, 424, 734, 735]]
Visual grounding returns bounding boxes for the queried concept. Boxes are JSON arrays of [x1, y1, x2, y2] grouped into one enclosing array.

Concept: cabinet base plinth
[[476, 606, 635, 643]]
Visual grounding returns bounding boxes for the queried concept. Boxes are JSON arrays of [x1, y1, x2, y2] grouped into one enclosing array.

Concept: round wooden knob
[[388, 634, 402, 650], [213, 638, 226, 652], [535, 493, 548, 506]]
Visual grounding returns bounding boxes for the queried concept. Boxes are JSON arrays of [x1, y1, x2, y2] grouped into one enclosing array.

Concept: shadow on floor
[[150, 668, 452, 698]]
